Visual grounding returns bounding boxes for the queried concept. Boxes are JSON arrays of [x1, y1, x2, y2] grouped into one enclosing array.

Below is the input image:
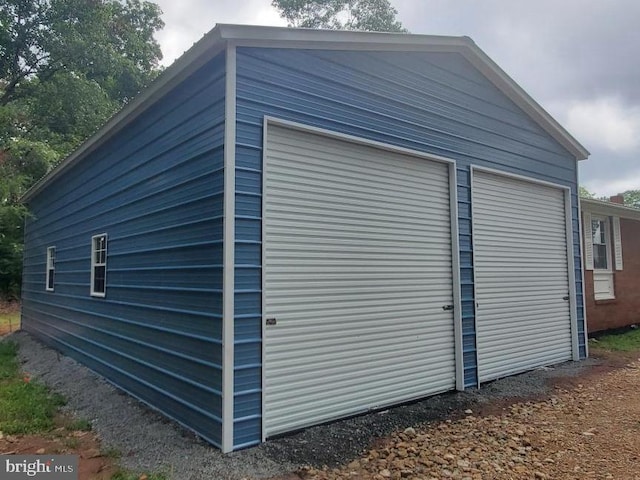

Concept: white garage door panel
[[264, 125, 456, 436], [473, 171, 572, 382]]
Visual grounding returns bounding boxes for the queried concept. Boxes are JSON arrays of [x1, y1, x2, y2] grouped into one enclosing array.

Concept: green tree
[[0, 0, 164, 298], [579, 186, 595, 199], [0, 0, 164, 106], [23, 72, 120, 153], [621, 189, 640, 208], [272, 0, 407, 32]]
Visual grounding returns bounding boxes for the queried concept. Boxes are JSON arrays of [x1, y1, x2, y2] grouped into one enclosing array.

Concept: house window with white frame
[[46, 246, 55, 291], [91, 234, 107, 297], [591, 217, 610, 270], [587, 214, 620, 301]]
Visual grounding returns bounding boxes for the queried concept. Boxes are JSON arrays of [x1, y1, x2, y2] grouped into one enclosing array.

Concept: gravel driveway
[[11, 331, 634, 479], [300, 354, 640, 479]]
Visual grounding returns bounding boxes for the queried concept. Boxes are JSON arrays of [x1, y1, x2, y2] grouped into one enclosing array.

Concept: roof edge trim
[[459, 43, 589, 161], [581, 198, 640, 220]]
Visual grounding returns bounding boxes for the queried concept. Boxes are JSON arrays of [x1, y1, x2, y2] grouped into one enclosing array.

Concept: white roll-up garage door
[[263, 123, 456, 437], [472, 170, 572, 382]]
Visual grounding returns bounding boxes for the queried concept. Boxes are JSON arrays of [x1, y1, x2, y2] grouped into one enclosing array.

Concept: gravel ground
[[300, 357, 640, 479], [10, 331, 602, 479]]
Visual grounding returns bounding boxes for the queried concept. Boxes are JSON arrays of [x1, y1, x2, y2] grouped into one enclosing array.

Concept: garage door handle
[[442, 305, 454, 311], [266, 318, 277, 326], [563, 296, 570, 301]]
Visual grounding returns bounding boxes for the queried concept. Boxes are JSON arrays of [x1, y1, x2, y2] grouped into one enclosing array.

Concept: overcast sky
[[153, 0, 640, 197]]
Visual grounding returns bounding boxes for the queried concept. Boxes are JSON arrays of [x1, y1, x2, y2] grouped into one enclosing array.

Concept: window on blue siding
[[46, 246, 55, 291], [91, 234, 107, 297]]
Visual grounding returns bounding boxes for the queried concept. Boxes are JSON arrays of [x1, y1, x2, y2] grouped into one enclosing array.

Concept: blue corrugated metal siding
[[572, 193, 587, 357], [456, 166, 478, 385], [234, 47, 585, 447], [234, 143, 263, 447], [22, 53, 226, 447]]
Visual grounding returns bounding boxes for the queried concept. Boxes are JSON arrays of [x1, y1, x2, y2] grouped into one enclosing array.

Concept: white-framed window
[[591, 216, 611, 271], [91, 234, 107, 297], [46, 246, 55, 291], [584, 210, 624, 301]]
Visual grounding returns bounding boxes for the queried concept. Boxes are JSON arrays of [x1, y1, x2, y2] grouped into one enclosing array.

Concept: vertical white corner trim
[[612, 216, 623, 271], [222, 43, 237, 454], [260, 120, 268, 443], [564, 190, 580, 361], [583, 211, 594, 271], [449, 164, 465, 392]]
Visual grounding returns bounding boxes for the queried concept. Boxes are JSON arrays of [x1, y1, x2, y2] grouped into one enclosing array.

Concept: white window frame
[[590, 216, 615, 300], [591, 216, 612, 272], [91, 234, 108, 298], [46, 246, 55, 292]]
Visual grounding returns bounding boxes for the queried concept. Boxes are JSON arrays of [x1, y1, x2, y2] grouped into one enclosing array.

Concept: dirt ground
[[0, 414, 118, 479], [294, 349, 640, 480]]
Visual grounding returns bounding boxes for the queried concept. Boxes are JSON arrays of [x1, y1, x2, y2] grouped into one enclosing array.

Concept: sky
[[152, 0, 640, 197]]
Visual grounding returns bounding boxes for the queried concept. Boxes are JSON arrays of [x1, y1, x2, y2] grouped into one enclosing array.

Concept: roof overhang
[[581, 198, 640, 221], [21, 24, 589, 203]]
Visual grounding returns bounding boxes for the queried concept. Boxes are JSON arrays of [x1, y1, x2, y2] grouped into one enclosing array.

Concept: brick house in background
[[582, 194, 640, 333]]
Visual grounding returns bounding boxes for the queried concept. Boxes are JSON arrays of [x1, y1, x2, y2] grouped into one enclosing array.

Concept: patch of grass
[[0, 340, 66, 434], [101, 447, 122, 459], [589, 328, 640, 352], [64, 418, 92, 432], [110, 471, 168, 480], [0, 341, 19, 379]]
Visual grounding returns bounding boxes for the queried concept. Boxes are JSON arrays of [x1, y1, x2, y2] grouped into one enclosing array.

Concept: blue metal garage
[[21, 24, 589, 453]]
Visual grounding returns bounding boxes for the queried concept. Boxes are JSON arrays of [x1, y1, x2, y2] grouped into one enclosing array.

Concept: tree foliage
[[272, 0, 407, 32], [0, 157, 30, 297], [622, 189, 640, 209], [0, 0, 164, 298], [0, 0, 164, 106], [578, 186, 595, 199], [579, 186, 640, 209]]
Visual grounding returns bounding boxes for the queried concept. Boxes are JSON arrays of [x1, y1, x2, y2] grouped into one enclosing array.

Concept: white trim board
[[221, 43, 237, 454], [264, 117, 459, 167]]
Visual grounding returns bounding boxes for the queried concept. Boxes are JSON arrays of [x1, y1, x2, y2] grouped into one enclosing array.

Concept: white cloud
[[155, 0, 286, 66], [582, 173, 640, 197], [149, 0, 640, 192], [566, 97, 640, 153]]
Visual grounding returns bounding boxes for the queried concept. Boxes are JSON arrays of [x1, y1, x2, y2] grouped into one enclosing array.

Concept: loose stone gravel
[[10, 331, 611, 479], [298, 358, 640, 479]]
